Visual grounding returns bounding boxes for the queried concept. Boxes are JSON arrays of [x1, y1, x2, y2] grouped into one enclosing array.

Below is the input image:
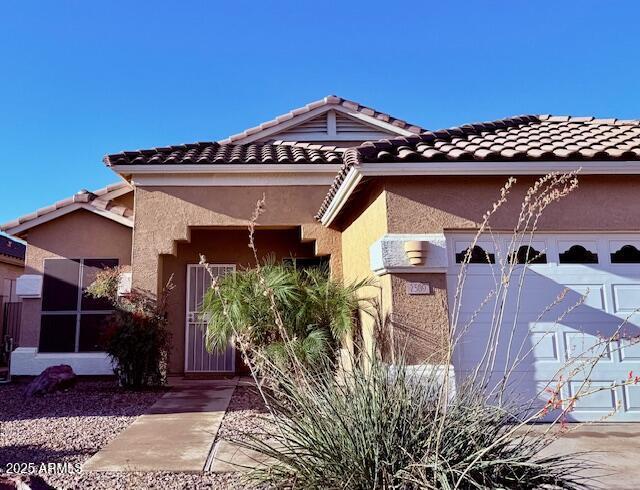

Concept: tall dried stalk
[[198, 173, 639, 488]]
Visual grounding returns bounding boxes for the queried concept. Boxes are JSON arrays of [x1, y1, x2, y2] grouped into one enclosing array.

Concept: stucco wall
[[379, 174, 640, 363], [384, 175, 640, 233], [0, 259, 23, 298], [132, 185, 342, 295], [161, 228, 318, 374], [338, 183, 393, 359], [19, 210, 132, 347]]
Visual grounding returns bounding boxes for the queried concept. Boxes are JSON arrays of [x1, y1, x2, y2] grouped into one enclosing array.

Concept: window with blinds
[[39, 258, 118, 353]]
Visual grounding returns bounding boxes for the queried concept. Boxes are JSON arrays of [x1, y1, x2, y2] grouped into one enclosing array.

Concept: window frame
[[40, 258, 117, 353]]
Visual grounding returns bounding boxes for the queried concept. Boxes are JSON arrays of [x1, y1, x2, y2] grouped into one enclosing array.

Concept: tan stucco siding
[[161, 228, 318, 374], [339, 185, 392, 359], [384, 175, 640, 233], [0, 260, 23, 297], [132, 185, 342, 294], [380, 174, 640, 363], [340, 187, 388, 283], [19, 210, 132, 347]]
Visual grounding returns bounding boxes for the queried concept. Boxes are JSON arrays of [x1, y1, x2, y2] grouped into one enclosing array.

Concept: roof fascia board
[[221, 105, 334, 144], [263, 131, 395, 142], [357, 160, 640, 177], [331, 105, 415, 136], [100, 184, 133, 201], [132, 173, 339, 186], [112, 163, 341, 175], [319, 167, 363, 226], [223, 104, 415, 145], [3, 204, 133, 236], [320, 160, 640, 226]]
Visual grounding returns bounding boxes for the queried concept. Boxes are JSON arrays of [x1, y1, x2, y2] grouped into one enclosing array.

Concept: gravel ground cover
[[216, 382, 272, 444], [0, 380, 249, 489]]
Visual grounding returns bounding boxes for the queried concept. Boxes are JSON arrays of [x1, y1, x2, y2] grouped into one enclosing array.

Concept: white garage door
[[447, 233, 640, 422]]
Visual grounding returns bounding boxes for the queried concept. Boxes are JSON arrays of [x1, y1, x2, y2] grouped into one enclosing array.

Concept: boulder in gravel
[[25, 364, 77, 397], [0, 475, 54, 490]]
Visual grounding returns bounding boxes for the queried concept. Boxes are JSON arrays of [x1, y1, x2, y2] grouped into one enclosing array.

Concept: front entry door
[[185, 264, 236, 373]]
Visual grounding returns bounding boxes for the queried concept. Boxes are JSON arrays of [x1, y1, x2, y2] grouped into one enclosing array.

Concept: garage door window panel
[[455, 245, 495, 264], [611, 245, 640, 264], [510, 245, 548, 265], [559, 245, 599, 264]]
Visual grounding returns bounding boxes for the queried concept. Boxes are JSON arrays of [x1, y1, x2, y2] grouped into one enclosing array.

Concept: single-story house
[[3, 96, 640, 421]]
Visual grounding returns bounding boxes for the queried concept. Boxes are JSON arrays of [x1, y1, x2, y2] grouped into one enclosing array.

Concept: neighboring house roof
[[317, 115, 640, 221], [0, 235, 25, 262], [104, 141, 344, 166], [217, 95, 427, 144], [1, 182, 134, 236]]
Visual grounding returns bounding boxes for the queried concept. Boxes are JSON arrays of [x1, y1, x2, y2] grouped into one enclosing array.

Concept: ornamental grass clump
[[207, 175, 629, 488], [235, 357, 588, 490], [87, 267, 173, 388]]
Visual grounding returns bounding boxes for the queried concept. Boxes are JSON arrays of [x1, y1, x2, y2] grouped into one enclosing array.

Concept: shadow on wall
[[451, 266, 640, 422]]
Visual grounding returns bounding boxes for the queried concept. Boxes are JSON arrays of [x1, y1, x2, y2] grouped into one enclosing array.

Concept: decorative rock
[[25, 364, 77, 397], [0, 475, 54, 490]]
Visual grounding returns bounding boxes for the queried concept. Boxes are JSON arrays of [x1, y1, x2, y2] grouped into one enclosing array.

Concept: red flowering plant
[[86, 267, 173, 389]]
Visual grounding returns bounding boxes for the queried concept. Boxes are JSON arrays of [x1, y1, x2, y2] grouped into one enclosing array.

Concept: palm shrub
[[86, 267, 172, 388], [201, 260, 370, 371]]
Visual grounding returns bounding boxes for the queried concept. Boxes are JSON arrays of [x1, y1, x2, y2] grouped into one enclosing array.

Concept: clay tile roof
[[1, 182, 134, 234], [0, 235, 25, 261], [104, 141, 345, 166], [316, 114, 640, 220], [217, 95, 427, 144]]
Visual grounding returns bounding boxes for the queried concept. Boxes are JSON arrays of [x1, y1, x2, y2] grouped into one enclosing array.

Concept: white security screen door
[[185, 264, 236, 373]]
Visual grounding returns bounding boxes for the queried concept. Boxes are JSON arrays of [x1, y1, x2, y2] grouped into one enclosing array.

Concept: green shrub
[[87, 267, 172, 388], [201, 260, 370, 371]]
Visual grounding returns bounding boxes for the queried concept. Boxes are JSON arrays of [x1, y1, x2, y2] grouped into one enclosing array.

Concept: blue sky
[[1, 1, 639, 225]]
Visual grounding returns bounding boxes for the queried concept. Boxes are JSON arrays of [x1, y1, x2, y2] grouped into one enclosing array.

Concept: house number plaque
[[406, 282, 431, 295]]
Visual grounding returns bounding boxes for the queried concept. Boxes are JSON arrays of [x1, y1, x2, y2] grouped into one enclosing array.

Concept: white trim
[[357, 160, 640, 176], [321, 160, 640, 226], [132, 173, 338, 187], [225, 105, 338, 144], [221, 104, 413, 145], [319, 167, 362, 225], [99, 184, 133, 201], [113, 163, 341, 175], [3, 204, 133, 235], [332, 105, 414, 136], [10, 347, 114, 376], [327, 110, 337, 137], [116, 164, 342, 187]]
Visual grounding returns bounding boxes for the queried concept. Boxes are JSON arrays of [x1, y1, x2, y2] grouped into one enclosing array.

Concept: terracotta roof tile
[[316, 114, 640, 220], [1, 182, 133, 234], [104, 141, 344, 166]]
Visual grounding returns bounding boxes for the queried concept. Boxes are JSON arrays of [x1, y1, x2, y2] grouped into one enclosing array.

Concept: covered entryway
[[185, 264, 236, 373], [447, 233, 640, 422]]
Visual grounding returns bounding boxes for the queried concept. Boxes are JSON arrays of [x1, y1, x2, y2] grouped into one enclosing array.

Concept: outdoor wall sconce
[[403, 240, 428, 265]]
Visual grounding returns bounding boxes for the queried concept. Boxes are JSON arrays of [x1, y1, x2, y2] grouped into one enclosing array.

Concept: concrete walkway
[[84, 378, 237, 473]]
